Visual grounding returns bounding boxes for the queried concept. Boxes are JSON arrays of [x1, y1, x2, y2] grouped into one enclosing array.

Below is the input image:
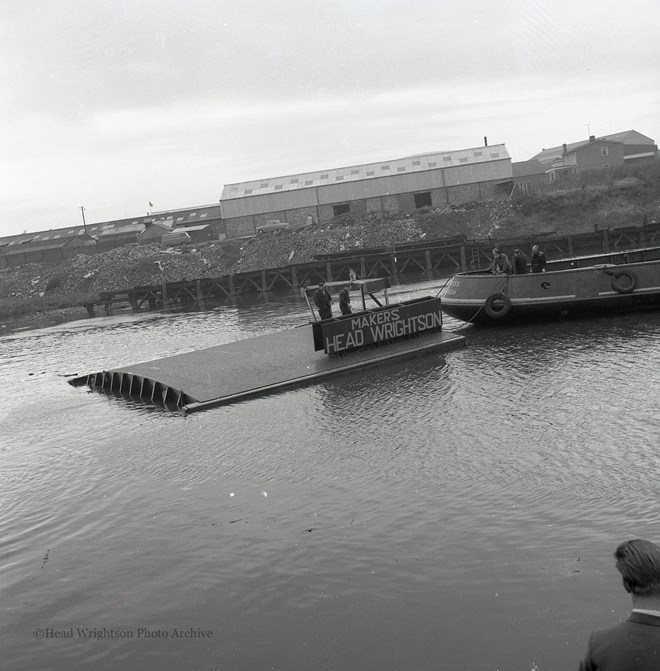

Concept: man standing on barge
[[313, 283, 333, 320], [512, 249, 529, 274], [338, 285, 352, 315], [491, 247, 511, 274], [530, 245, 547, 273]]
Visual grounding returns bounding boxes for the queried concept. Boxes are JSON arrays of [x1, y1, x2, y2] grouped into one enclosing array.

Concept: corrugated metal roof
[[175, 224, 211, 232], [221, 145, 509, 200], [152, 204, 221, 216], [4, 240, 71, 254], [563, 138, 623, 156], [95, 223, 146, 237]]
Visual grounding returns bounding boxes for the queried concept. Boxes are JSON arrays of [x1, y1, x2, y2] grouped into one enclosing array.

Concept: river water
[[2, 280, 660, 671]]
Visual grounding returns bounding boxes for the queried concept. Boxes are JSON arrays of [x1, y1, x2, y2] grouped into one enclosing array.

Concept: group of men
[[313, 282, 352, 320], [491, 245, 547, 275]]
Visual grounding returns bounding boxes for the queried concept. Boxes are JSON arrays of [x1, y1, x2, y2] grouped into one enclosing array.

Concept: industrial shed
[[151, 204, 225, 238], [141, 221, 173, 244], [220, 145, 513, 238], [0, 232, 94, 268], [175, 223, 215, 244]]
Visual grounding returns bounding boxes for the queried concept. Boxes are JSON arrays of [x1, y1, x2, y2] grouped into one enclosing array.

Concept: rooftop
[[221, 145, 510, 200], [532, 130, 655, 164]]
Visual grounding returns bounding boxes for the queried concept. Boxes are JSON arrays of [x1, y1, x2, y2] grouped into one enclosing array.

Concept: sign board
[[312, 296, 443, 354]]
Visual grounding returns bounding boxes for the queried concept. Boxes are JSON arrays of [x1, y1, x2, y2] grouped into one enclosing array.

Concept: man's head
[[532, 245, 539, 254], [615, 539, 660, 596], [493, 247, 500, 255], [514, 248, 520, 255], [319, 282, 326, 289]]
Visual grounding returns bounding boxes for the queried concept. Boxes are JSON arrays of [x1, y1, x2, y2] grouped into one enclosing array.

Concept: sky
[[1, 0, 659, 237]]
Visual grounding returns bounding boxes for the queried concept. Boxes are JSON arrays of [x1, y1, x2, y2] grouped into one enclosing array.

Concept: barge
[[440, 246, 660, 325]]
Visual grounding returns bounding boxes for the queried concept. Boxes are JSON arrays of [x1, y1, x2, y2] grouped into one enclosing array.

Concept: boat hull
[[440, 256, 660, 325]]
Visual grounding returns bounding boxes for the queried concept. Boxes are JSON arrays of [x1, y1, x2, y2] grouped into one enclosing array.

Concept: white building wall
[[222, 159, 512, 217]]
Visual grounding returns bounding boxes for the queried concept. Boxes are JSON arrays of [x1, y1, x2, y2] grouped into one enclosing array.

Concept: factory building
[[220, 144, 513, 238]]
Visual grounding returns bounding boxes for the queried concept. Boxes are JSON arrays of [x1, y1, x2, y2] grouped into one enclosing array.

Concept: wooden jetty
[[79, 221, 660, 316]]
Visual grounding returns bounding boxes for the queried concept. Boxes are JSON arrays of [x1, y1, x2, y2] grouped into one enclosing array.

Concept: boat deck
[[69, 325, 466, 413]]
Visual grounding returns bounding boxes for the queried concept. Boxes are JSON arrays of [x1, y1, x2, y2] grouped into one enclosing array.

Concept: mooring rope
[[441, 273, 510, 331]]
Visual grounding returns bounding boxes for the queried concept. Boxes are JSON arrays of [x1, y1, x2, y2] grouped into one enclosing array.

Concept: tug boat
[[439, 246, 660, 325]]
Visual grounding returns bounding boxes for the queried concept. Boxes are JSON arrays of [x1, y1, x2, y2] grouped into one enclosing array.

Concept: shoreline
[[0, 305, 99, 336]]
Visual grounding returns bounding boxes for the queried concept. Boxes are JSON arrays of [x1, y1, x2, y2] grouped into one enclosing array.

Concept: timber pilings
[[84, 221, 660, 314]]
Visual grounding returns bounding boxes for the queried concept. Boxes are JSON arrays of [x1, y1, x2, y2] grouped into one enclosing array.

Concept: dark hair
[[614, 539, 660, 595]]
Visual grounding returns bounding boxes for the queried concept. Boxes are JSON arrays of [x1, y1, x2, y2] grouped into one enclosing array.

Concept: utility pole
[[80, 206, 88, 235]]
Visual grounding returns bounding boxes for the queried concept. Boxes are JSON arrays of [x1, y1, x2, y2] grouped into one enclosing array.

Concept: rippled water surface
[[2, 282, 660, 671]]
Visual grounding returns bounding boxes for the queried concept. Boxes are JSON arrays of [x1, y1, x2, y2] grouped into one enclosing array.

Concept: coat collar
[[629, 611, 660, 628]]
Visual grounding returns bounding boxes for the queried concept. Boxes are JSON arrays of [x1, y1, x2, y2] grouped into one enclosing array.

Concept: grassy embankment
[[1, 160, 659, 324]]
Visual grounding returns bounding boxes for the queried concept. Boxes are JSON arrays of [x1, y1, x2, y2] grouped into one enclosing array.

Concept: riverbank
[[0, 305, 94, 336], [1, 162, 658, 331]]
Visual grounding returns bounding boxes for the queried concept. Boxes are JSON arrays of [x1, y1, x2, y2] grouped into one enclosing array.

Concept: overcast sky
[[1, 0, 659, 237]]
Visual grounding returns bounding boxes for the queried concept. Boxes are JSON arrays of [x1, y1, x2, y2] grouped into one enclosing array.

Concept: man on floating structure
[[579, 538, 660, 670], [530, 245, 547, 273], [338, 285, 352, 315], [313, 282, 333, 320]]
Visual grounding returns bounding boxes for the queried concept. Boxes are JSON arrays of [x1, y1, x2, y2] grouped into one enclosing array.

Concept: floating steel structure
[[69, 293, 466, 413]]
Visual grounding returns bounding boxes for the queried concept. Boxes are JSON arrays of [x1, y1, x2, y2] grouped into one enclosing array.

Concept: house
[[512, 130, 658, 193], [531, 130, 657, 174], [219, 144, 513, 238]]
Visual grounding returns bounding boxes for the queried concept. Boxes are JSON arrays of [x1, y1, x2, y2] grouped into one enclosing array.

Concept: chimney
[[589, 135, 596, 142], [484, 136, 488, 147], [562, 143, 567, 154]]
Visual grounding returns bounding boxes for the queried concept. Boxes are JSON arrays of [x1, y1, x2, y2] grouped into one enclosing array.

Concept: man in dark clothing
[[512, 249, 528, 274], [338, 285, 352, 315], [579, 538, 660, 671], [313, 283, 333, 320], [491, 247, 512, 274], [530, 245, 547, 273]]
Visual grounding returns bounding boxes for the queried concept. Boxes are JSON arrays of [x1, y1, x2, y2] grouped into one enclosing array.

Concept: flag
[[148, 201, 154, 208]]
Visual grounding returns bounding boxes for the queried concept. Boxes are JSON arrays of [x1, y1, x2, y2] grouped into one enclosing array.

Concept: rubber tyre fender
[[483, 292, 512, 318], [610, 271, 637, 294]]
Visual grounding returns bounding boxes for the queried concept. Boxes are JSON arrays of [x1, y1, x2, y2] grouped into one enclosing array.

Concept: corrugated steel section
[[174, 224, 211, 232], [153, 204, 223, 229], [4, 240, 72, 255], [221, 145, 510, 199], [0, 216, 156, 249], [95, 223, 146, 237], [221, 146, 511, 218]]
